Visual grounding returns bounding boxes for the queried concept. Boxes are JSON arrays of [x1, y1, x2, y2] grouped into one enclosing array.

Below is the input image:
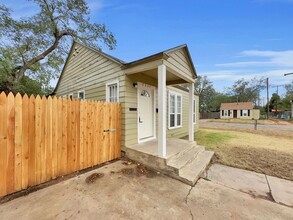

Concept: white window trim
[[77, 90, 85, 99], [106, 80, 119, 102], [193, 98, 196, 124], [242, 109, 248, 117], [224, 110, 229, 117], [168, 90, 182, 129]]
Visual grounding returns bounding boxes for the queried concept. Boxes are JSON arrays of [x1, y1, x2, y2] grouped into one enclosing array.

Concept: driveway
[[0, 160, 292, 220], [200, 120, 293, 131]]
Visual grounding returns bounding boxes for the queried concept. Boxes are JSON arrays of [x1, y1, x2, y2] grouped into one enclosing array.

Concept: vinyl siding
[[165, 49, 194, 81], [55, 43, 199, 150]]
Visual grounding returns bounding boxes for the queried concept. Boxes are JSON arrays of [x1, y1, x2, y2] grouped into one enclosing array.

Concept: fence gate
[[0, 92, 121, 197]]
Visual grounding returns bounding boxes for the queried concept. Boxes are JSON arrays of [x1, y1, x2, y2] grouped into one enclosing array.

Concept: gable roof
[[52, 41, 197, 94], [220, 102, 254, 110], [124, 44, 197, 77]]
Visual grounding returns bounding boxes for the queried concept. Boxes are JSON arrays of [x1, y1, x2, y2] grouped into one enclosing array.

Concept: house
[[220, 102, 260, 120], [52, 41, 214, 185]]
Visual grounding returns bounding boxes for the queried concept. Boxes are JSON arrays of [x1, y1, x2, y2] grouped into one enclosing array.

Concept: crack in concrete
[[185, 186, 194, 220], [264, 174, 276, 203]]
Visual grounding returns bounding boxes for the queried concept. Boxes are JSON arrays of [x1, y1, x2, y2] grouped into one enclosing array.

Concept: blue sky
[[2, 0, 293, 97]]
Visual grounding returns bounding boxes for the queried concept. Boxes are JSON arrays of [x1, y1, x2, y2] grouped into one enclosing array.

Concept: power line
[[284, 72, 293, 76]]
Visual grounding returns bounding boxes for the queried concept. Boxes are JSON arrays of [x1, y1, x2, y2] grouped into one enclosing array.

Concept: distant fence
[[0, 92, 121, 197], [200, 112, 220, 119]]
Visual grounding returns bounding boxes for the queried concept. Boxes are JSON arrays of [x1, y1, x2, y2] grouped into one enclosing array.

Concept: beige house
[[220, 102, 260, 120], [53, 41, 200, 158]]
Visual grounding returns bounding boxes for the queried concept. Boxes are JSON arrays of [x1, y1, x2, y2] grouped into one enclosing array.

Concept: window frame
[[224, 110, 229, 117], [106, 80, 119, 103], [77, 90, 85, 99], [168, 91, 182, 129]]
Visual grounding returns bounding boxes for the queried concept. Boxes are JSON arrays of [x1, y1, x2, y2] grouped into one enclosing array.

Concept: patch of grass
[[196, 128, 293, 181], [195, 130, 236, 147]]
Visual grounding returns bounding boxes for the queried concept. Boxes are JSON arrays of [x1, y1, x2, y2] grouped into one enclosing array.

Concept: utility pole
[[266, 78, 269, 119]]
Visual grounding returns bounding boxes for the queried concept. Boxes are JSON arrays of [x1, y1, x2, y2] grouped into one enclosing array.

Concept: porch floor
[[126, 138, 195, 159]]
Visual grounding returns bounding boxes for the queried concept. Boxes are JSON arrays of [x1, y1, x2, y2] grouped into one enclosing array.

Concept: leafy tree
[[194, 76, 217, 112], [280, 80, 293, 110], [0, 0, 116, 94], [269, 93, 281, 112], [227, 77, 266, 105]]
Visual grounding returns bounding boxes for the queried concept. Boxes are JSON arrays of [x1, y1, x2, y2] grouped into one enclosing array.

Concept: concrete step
[[167, 145, 205, 173], [179, 150, 214, 185]]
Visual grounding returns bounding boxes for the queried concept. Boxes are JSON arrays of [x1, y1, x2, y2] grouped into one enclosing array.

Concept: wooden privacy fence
[[0, 92, 121, 197]]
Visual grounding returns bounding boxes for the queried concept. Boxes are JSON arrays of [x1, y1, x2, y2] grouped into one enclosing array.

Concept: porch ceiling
[[124, 59, 195, 85]]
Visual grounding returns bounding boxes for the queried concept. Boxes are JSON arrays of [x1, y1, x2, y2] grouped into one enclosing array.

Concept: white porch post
[[188, 82, 194, 142], [158, 64, 166, 157]]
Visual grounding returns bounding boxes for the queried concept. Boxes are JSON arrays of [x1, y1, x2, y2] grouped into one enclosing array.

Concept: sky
[[2, 0, 293, 98]]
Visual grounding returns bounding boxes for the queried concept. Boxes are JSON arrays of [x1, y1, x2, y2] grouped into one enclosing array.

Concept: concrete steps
[[167, 145, 205, 174], [178, 150, 214, 185], [166, 146, 214, 186], [125, 141, 214, 186]]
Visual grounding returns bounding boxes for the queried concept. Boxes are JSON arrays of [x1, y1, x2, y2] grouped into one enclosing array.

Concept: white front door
[[138, 84, 155, 141]]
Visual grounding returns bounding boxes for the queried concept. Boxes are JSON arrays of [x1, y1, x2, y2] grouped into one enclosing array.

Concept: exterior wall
[[54, 42, 129, 148], [55, 43, 199, 150], [164, 49, 194, 81], [123, 74, 199, 148], [220, 109, 260, 120]]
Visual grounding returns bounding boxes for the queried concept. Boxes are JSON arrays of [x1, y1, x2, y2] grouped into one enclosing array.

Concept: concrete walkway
[[0, 161, 293, 220], [207, 164, 293, 208]]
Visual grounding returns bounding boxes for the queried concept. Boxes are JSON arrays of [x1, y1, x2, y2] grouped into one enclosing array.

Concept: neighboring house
[[220, 102, 260, 120], [52, 41, 199, 158]]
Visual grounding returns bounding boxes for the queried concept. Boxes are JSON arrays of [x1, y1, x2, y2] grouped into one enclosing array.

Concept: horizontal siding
[[123, 75, 200, 148], [165, 49, 194, 81]]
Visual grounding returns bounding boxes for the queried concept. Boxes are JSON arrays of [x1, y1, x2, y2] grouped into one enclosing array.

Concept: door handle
[[139, 117, 143, 123]]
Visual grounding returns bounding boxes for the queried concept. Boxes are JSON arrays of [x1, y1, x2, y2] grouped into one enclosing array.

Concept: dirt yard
[[195, 127, 293, 181]]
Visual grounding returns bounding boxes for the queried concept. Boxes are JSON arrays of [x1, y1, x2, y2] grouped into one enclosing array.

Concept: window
[[168, 91, 182, 129], [241, 109, 250, 117], [106, 80, 119, 102], [223, 110, 231, 117], [193, 99, 196, 124], [78, 90, 85, 99]]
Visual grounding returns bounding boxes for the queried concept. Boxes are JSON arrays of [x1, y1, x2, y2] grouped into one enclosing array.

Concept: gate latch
[[103, 128, 116, 132]]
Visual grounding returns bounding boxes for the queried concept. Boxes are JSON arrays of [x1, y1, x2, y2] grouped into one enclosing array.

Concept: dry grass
[[195, 128, 293, 181], [208, 118, 293, 125]]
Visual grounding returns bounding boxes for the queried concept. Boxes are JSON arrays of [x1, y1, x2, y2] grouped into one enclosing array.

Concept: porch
[[125, 138, 214, 185], [124, 45, 197, 158]]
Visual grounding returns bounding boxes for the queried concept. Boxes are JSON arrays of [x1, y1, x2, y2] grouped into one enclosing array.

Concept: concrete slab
[[189, 179, 293, 220], [207, 164, 270, 199], [1, 160, 292, 220], [267, 175, 293, 208]]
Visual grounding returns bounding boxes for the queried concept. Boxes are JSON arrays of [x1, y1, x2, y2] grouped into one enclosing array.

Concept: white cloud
[[216, 50, 293, 68]]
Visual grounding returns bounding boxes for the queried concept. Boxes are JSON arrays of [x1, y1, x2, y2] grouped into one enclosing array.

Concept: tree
[[227, 77, 266, 105], [194, 76, 217, 112], [280, 80, 293, 110], [0, 0, 116, 94], [269, 93, 281, 112]]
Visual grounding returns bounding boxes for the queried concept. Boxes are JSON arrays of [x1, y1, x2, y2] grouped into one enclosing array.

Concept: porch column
[[188, 82, 194, 142], [158, 64, 166, 157]]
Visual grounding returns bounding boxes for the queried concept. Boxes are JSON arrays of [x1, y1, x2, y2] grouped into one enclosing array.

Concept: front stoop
[[125, 145, 214, 186]]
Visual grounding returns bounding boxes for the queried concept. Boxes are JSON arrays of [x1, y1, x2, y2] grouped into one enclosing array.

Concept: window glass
[[78, 91, 84, 99], [141, 90, 150, 97], [107, 82, 118, 102], [169, 92, 182, 128]]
